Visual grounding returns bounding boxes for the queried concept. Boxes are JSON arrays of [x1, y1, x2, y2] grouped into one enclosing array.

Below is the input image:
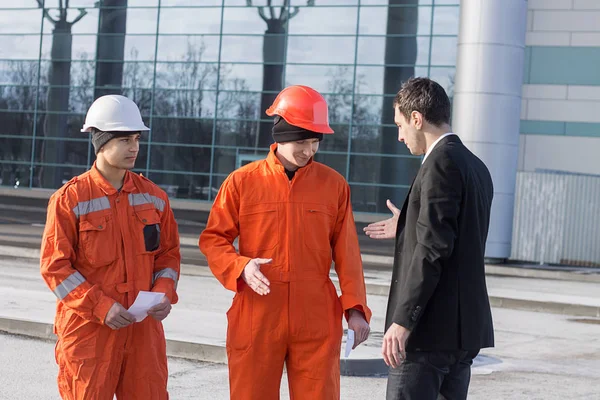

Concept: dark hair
[[393, 77, 451, 127]]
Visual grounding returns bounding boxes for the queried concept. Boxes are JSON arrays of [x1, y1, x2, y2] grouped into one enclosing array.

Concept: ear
[[411, 110, 423, 130]]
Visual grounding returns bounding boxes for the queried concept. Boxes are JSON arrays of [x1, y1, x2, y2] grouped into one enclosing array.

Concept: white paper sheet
[[344, 329, 355, 358], [128, 291, 165, 322]]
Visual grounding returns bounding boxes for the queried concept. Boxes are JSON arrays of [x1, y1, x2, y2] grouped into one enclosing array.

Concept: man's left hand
[[382, 323, 411, 368], [148, 296, 172, 321], [348, 309, 370, 349]]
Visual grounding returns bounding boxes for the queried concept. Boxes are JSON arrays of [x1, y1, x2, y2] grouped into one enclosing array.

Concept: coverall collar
[[267, 143, 314, 174], [90, 162, 137, 195]]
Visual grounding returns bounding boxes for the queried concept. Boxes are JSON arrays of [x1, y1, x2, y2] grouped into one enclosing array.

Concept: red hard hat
[[266, 85, 334, 134]]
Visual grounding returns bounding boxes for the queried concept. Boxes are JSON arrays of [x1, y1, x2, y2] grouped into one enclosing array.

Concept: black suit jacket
[[385, 135, 495, 351]]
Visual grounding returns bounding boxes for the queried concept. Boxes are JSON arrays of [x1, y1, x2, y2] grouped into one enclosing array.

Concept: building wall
[[0, 1, 460, 213], [519, 0, 600, 175]]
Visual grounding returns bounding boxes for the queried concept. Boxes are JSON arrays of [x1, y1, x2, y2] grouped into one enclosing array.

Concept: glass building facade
[[0, 0, 459, 213]]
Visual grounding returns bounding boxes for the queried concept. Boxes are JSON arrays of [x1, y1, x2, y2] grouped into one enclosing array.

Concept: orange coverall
[[40, 164, 180, 400], [200, 144, 372, 399]]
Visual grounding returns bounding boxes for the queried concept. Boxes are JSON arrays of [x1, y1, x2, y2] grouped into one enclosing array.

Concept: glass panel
[[222, 6, 269, 35], [152, 89, 216, 119], [357, 36, 429, 67], [287, 36, 356, 65], [0, 9, 43, 34], [430, 36, 457, 66], [214, 117, 261, 148], [163, 0, 222, 5], [432, 5, 459, 35], [353, 66, 385, 95], [147, 171, 211, 201], [0, 137, 33, 162], [350, 154, 420, 186], [154, 62, 219, 90], [291, 0, 359, 4], [352, 94, 383, 127], [219, 63, 264, 91], [0, 83, 39, 111], [322, 93, 353, 125], [150, 116, 214, 146], [318, 124, 350, 153], [285, 64, 353, 94], [0, 35, 42, 60], [288, 6, 358, 35], [0, 162, 33, 189], [359, 5, 429, 36], [150, 145, 212, 174], [220, 35, 264, 63], [129, 0, 159, 6], [157, 35, 221, 63], [427, 67, 456, 98], [216, 89, 261, 120], [159, 7, 222, 34], [122, 7, 158, 34], [314, 152, 347, 178], [31, 164, 89, 189], [350, 184, 409, 213]]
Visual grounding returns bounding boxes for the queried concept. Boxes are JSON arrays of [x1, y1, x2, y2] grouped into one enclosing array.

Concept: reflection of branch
[[35, 0, 57, 25], [71, 8, 88, 25], [258, 7, 268, 22], [267, 0, 276, 20]]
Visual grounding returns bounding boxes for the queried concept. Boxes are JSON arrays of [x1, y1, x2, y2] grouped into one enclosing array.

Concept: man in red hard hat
[[200, 85, 372, 399]]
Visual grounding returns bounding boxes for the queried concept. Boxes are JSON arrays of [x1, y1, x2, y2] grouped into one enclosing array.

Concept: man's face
[[98, 133, 141, 170], [277, 139, 320, 169], [394, 107, 426, 156]]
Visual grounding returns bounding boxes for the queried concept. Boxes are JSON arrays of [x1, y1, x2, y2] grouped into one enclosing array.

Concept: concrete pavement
[[1, 255, 600, 375]]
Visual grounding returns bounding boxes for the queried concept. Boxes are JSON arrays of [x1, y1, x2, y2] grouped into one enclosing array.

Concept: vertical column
[[452, 0, 527, 260]]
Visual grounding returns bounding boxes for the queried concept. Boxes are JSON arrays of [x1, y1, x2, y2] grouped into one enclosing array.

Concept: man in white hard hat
[[40, 95, 181, 399]]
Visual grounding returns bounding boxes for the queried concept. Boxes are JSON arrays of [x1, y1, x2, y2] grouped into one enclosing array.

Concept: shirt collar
[[90, 162, 137, 195], [422, 132, 456, 164]]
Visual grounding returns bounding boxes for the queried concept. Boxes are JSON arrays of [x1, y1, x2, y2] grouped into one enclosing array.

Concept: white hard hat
[[81, 95, 150, 133]]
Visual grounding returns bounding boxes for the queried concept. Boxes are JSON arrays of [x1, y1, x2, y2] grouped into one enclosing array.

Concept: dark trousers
[[386, 349, 479, 400]]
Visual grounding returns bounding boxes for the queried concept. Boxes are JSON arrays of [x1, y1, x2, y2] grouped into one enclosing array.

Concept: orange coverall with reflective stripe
[[200, 144, 372, 400], [40, 164, 180, 400]]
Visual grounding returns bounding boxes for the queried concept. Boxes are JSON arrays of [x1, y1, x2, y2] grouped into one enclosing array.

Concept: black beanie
[[271, 116, 324, 143], [91, 130, 137, 154]]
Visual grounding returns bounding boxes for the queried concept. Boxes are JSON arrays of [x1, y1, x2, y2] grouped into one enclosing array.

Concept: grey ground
[[2, 306, 599, 400]]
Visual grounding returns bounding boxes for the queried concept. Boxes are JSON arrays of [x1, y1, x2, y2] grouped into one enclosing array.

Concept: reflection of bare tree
[[150, 42, 218, 192], [246, 0, 315, 148], [0, 61, 46, 186], [122, 48, 154, 114], [35, 0, 87, 188], [94, 0, 128, 99], [378, 0, 418, 212]]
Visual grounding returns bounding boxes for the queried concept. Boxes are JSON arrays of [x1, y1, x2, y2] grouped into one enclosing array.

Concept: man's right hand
[[104, 302, 135, 330], [363, 199, 400, 240], [242, 258, 272, 296]]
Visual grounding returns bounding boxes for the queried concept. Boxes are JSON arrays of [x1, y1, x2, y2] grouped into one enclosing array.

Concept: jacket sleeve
[[331, 182, 372, 323], [40, 190, 116, 324], [151, 195, 181, 304], [392, 155, 462, 330], [199, 175, 252, 292]]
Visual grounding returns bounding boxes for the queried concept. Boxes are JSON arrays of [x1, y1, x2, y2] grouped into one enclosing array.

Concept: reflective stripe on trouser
[[55, 312, 168, 400], [226, 275, 343, 400]]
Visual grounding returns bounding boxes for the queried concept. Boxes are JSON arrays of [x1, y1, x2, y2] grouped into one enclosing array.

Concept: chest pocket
[[303, 203, 336, 252], [134, 207, 161, 254], [78, 214, 117, 266], [238, 203, 278, 254]]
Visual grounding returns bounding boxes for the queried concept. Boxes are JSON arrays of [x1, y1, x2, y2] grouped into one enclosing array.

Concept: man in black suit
[[364, 78, 494, 400]]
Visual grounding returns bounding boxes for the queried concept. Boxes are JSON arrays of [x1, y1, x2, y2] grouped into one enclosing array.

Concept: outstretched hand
[[363, 200, 400, 240]]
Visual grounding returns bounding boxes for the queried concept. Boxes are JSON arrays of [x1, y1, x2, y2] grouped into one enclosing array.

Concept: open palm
[[363, 200, 400, 240]]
